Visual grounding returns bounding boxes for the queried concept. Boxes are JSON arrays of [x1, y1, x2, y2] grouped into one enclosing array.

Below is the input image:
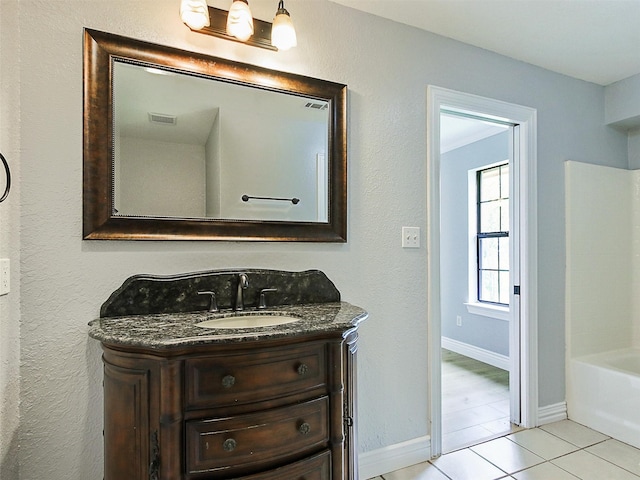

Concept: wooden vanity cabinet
[[101, 331, 359, 480]]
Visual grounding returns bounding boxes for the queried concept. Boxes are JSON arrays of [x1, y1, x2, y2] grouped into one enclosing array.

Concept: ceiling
[[440, 113, 507, 153], [328, 0, 640, 86]]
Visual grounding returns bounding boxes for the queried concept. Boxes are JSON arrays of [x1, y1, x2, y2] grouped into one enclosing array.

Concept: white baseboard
[[442, 337, 510, 371], [358, 435, 431, 480], [538, 401, 567, 425]]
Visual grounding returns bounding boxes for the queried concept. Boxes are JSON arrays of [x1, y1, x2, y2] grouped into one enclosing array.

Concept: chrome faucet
[[235, 273, 249, 311]]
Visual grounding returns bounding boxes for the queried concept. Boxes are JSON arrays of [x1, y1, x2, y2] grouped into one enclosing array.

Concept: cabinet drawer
[[185, 343, 327, 409], [186, 397, 328, 476], [235, 450, 331, 480]]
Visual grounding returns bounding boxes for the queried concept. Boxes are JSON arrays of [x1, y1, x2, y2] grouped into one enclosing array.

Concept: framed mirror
[[83, 29, 347, 241]]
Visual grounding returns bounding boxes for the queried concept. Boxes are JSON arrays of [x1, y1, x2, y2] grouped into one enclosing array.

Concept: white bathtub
[[568, 348, 640, 448]]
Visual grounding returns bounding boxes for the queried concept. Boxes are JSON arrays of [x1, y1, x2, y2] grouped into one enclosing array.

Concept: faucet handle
[[197, 291, 219, 313], [258, 288, 278, 309]]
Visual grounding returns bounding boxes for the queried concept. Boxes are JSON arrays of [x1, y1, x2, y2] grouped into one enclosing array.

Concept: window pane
[[480, 270, 499, 303], [479, 237, 499, 269], [480, 168, 500, 202], [480, 202, 501, 232], [499, 271, 510, 304], [499, 237, 509, 270]]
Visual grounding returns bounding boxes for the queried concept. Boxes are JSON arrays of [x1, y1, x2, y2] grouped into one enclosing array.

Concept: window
[[476, 164, 509, 305]]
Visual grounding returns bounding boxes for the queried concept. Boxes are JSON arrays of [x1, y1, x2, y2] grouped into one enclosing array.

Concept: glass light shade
[[271, 8, 297, 51], [180, 0, 210, 30], [226, 0, 254, 42]]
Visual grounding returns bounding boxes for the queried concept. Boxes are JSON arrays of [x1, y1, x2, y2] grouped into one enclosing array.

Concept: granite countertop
[[88, 301, 368, 349]]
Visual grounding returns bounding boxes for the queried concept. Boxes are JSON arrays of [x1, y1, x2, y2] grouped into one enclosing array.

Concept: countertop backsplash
[[100, 269, 341, 317]]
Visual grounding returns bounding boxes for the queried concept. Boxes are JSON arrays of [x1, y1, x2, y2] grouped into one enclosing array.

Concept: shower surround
[[565, 160, 640, 448]]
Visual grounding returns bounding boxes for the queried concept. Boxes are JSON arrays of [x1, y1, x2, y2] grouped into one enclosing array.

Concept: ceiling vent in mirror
[[304, 102, 328, 111], [148, 112, 177, 125]]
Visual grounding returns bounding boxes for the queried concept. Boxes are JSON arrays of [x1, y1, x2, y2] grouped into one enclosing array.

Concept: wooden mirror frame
[[83, 29, 347, 241]]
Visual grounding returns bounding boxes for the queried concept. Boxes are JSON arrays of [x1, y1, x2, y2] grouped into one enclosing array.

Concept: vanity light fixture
[[271, 0, 297, 51], [180, 0, 210, 30], [180, 0, 296, 51], [227, 0, 254, 41], [144, 67, 176, 76]]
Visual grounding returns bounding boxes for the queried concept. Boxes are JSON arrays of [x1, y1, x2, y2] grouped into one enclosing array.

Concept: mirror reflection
[[113, 61, 329, 222]]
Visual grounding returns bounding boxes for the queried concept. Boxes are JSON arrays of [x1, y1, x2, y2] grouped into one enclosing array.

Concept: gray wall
[[605, 73, 640, 169], [1, 0, 631, 477], [605, 72, 640, 128], [441, 132, 510, 356]]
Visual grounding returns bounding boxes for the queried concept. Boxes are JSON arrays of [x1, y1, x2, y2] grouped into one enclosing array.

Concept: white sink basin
[[195, 314, 301, 329]]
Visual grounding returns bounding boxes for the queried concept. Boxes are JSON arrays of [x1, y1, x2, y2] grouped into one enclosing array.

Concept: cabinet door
[[103, 362, 150, 480]]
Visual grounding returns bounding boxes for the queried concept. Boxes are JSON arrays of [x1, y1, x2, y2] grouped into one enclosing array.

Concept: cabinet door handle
[[223, 438, 237, 452], [221, 374, 236, 388], [297, 363, 309, 375], [298, 422, 311, 435]]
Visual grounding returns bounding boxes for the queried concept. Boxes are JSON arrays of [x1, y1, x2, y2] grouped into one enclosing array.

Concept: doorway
[[440, 113, 516, 452], [426, 86, 539, 458]]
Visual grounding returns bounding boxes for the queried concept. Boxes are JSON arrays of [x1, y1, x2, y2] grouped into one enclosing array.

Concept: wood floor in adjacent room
[[441, 349, 519, 453]]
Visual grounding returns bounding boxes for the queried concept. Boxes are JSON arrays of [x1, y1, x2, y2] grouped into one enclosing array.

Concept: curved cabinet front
[[103, 362, 151, 479], [99, 331, 358, 480], [184, 342, 327, 410], [186, 397, 328, 476]]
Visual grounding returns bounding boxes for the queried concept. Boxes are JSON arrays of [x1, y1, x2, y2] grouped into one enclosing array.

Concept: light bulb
[[271, 1, 297, 51], [180, 0, 210, 30], [227, 0, 254, 42]]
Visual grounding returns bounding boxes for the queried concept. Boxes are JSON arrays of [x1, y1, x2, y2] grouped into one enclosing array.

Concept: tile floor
[[368, 419, 640, 479]]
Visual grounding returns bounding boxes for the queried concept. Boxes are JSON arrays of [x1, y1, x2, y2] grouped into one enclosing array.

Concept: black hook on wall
[[0, 153, 10, 203]]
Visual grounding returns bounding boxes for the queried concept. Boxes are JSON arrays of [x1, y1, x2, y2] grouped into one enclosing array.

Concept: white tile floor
[[368, 420, 640, 479]]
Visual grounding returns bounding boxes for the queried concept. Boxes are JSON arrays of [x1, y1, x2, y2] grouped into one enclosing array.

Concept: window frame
[[466, 161, 510, 318]]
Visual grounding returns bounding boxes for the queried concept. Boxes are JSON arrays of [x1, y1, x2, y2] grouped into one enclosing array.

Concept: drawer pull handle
[[221, 375, 236, 388], [223, 438, 237, 452], [297, 363, 309, 375], [298, 422, 311, 435]]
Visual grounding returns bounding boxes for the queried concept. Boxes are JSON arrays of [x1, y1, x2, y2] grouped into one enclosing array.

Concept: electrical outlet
[[402, 226, 420, 248], [456, 315, 462, 327], [0, 259, 9, 295]]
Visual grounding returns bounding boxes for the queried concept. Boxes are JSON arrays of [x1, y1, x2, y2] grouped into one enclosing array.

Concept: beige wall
[[0, 1, 21, 478], [118, 137, 207, 217]]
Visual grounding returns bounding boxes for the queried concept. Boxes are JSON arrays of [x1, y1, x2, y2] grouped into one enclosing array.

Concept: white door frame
[[427, 86, 538, 457]]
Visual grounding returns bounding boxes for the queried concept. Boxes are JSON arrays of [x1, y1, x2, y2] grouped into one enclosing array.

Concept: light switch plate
[[402, 227, 420, 248], [0, 259, 9, 295]]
